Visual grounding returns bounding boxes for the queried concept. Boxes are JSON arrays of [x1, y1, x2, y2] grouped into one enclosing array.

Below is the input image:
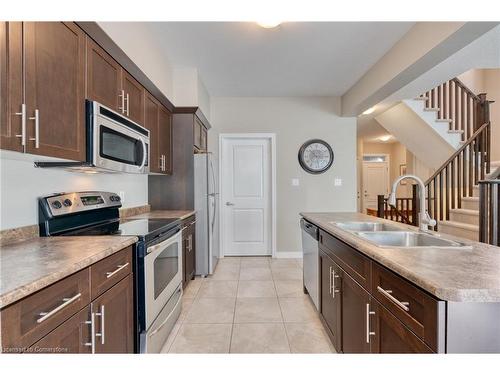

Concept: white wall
[[0, 152, 147, 230], [210, 97, 357, 255]]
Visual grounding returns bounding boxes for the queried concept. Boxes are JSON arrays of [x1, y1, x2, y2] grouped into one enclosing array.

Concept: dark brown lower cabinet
[[341, 271, 371, 353], [319, 250, 341, 352], [92, 274, 134, 353], [370, 299, 433, 353], [182, 216, 196, 288], [31, 306, 92, 354]]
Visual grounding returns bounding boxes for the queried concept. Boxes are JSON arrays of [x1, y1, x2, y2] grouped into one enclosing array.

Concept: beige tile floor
[[161, 257, 336, 354]]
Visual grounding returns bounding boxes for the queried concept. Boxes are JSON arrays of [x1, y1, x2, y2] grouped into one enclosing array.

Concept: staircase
[[439, 161, 500, 241], [378, 77, 498, 245]]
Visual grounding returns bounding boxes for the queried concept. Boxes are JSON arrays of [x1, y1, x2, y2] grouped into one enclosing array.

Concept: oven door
[[144, 230, 183, 329], [93, 104, 150, 174]]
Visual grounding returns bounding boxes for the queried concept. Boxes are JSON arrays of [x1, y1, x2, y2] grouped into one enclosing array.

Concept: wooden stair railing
[[377, 185, 418, 226], [479, 179, 500, 246], [420, 77, 491, 140], [425, 122, 491, 230]]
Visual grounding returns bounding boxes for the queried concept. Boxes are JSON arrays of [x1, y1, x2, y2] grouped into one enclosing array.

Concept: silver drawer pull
[[106, 262, 129, 279], [377, 286, 410, 312], [366, 303, 376, 343], [37, 293, 82, 323]]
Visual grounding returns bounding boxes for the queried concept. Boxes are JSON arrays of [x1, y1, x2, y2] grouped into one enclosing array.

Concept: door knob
[[225, 202, 235, 206]]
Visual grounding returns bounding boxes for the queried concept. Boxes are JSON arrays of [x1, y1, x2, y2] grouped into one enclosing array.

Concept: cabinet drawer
[[1, 268, 90, 350], [319, 230, 372, 291], [90, 246, 132, 300], [371, 262, 440, 351]]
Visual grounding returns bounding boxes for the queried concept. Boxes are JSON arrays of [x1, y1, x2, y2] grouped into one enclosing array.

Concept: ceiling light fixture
[[362, 107, 376, 115], [256, 20, 282, 29], [379, 135, 392, 142]]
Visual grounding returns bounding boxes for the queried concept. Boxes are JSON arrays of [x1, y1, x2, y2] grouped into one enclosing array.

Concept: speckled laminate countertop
[[0, 236, 138, 308], [301, 212, 500, 302], [128, 210, 196, 220]]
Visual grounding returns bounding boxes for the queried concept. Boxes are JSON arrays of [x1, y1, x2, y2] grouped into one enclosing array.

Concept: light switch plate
[[292, 178, 300, 186], [334, 178, 342, 187]]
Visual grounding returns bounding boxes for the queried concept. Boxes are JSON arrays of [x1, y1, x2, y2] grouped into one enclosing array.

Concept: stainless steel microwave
[[35, 100, 150, 174]]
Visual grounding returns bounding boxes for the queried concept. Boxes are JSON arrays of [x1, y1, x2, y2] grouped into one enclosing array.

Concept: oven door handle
[[146, 229, 182, 254], [138, 137, 147, 171]]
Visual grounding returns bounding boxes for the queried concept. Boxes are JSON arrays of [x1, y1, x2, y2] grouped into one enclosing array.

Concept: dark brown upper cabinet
[[121, 70, 145, 124], [0, 22, 23, 153], [145, 92, 172, 175], [193, 116, 207, 152], [24, 22, 86, 161], [86, 37, 122, 112], [86, 37, 145, 125], [158, 105, 173, 174]]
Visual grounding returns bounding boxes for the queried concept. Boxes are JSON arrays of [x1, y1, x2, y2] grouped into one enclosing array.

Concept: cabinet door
[[193, 118, 202, 149], [371, 299, 433, 353], [342, 272, 371, 353], [158, 105, 172, 174], [122, 70, 145, 125], [31, 306, 92, 354], [145, 93, 160, 173], [92, 274, 134, 353], [319, 251, 341, 351], [200, 126, 207, 151], [86, 37, 122, 112], [185, 221, 196, 282], [0, 22, 23, 152], [24, 22, 86, 161]]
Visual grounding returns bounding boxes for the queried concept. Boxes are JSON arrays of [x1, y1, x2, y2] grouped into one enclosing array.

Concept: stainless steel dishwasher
[[300, 219, 319, 309]]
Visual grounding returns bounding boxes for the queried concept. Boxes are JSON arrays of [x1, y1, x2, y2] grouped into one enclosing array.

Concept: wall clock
[[298, 139, 334, 174]]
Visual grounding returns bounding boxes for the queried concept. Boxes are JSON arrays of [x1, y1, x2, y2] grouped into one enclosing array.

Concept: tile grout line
[[228, 259, 242, 353], [272, 268, 293, 353]]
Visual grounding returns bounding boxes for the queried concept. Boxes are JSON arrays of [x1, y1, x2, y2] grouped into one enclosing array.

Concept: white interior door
[[362, 161, 389, 212], [221, 137, 271, 256]]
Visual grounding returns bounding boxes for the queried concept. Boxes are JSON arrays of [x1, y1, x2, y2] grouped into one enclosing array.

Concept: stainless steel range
[[38, 191, 183, 353]]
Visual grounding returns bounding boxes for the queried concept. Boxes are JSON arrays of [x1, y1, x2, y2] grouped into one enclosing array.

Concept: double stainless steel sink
[[332, 221, 469, 249]]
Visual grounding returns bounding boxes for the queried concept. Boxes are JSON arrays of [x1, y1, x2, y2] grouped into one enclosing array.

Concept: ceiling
[[143, 22, 414, 97]]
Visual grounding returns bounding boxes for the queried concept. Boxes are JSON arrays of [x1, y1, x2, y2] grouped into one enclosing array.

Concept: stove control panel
[[41, 191, 122, 217]]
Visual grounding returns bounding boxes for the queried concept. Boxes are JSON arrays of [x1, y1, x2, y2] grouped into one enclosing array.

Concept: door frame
[[218, 133, 277, 258], [361, 153, 390, 213]]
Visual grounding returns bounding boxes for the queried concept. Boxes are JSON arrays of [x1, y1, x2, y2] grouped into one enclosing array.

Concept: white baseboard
[[274, 251, 303, 259]]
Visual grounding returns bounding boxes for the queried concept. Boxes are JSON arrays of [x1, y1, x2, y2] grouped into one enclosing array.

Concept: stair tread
[[414, 97, 428, 101], [438, 220, 478, 230], [424, 108, 439, 112], [450, 208, 479, 215], [462, 196, 479, 201], [447, 129, 464, 134], [436, 119, 453, 123]]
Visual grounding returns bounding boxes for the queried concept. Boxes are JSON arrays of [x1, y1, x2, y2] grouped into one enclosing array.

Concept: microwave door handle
[[138, 137, 147, 171]]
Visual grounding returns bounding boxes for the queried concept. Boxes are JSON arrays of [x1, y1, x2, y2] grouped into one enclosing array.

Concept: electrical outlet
[[334, 178, 342, 187], [291, 178, 300, 186], [119, 191, 125, 203]]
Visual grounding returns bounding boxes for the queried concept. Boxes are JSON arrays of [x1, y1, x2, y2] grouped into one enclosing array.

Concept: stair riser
[[462, 200, 479, 210], [449, 212, 479, 226], [438, 224, 479, 241]]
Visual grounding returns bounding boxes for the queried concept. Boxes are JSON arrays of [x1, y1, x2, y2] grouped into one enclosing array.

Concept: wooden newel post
[[476, 93, 490, 131], [377, 195, 385, 218], [412, 184, 419, 226]]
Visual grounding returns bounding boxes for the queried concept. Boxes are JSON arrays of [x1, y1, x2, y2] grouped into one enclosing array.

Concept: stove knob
[[63, 199, 72, 207], [51, 200, 62, 209], [111, 195, 120, 202]]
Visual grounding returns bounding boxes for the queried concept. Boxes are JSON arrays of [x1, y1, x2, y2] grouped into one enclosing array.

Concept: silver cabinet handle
[[37, 293, 82, 323], [15, 103, 26, 146], [377, 286, 410, 312], [332, 268, 340, 299], [28, 109, 39, 148], [225, 202, 235, 206], [119, 89, 125, 113], [84, 312, 96, 353], [106, 262, 129, 279], [365, 303, 376, 343], [329, 266, 332, 295], [95, 305, 105, 345], [126, 93, 130, 116]]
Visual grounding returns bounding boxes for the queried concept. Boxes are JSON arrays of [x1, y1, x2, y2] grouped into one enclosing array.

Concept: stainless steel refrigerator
[[194, 152, 219, 276]]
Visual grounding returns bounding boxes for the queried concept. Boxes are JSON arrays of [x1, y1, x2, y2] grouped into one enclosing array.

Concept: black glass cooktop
[[64, 218, 180, 241]]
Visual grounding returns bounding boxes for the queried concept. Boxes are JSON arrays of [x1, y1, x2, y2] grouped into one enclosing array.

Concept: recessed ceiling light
[[256, 20, 282, 29], [362, 107, 376, 115], [379, 135, 392, 142]]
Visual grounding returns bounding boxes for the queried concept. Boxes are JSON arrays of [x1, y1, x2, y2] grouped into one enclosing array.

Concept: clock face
[[298, 139, 334, 174]]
